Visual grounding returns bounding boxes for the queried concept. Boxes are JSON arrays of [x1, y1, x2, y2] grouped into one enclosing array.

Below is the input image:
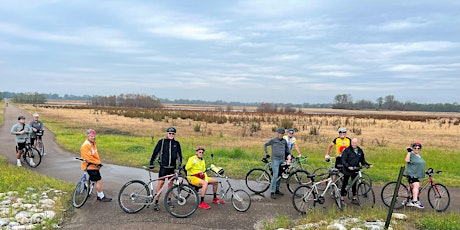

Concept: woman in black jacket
[[341, 138, 372, 201]]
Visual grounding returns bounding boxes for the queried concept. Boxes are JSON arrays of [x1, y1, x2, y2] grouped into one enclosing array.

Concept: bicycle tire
[[36, 139, 45, 156], [164, 184, 199, 218], [428, 183, 450, 212], [23, 146, 42, 168], [118, 180, 150, 214], [332, 184, 343, 211], [380, 182, 409, 209], [245, 168, 271, 194], [292, 185, 315, 215], [231, 189, 251, 212], [357, 182, 375, 208], [312, 167, 334, 191], [359, 172, 373, 190], [72, 178, 90, 208], [286, 170, 312, 194]]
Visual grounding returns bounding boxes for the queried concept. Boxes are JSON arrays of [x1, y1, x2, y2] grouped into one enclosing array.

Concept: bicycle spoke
[[118, 180, 150, 213], [165, 184, 199, 218], [231, 189, 251, 212], [380, 182, 409, 209], [245, 168, 271, 194], [72, 179, 90, 208], [428, 183, 450, 212], [292, 185, 315, 214]]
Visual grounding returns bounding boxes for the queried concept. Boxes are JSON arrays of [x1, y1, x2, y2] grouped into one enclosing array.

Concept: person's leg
[[270, 159, 281, 197], [350, 174, 358, 198], [412, 181, 420, 201], [341, 174, 350, 198]]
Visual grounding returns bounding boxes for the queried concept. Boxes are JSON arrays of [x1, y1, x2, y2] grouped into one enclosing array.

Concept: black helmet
[[277, 128, 285, 134], [166, 127, 176, 133], [18, 115, 26, 120], [411, 141, 422, 149]]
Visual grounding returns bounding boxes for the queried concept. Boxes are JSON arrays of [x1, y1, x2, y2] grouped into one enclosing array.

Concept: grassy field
[[21, 104, 460, 187]]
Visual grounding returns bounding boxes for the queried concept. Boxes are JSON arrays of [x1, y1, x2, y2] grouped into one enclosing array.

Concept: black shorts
[[407, 176, 419, 184], [335, 156, 343, 169], [87, 170, 102, 182], [159, 167, 175, 179], [16, 142, 26, 151]]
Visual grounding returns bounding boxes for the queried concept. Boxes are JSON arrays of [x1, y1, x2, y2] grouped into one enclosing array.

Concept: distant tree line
[[333, 94, 460, 112], [10, 92, 47, 104], [91, 94, 163, 108], [160, 98, 332, 109], [1, 91, 91, 101]]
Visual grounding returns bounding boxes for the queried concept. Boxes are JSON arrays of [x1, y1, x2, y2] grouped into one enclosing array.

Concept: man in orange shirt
[[80, 129, 112, 202]]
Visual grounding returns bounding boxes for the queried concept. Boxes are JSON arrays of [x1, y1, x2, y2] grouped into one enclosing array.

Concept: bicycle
[[118, 165, 199, 218], [292, 168, 343, 214], [281, 155, 314, 179], [245, 155, 293, 194], [380, 167, 450, 212], [72, 157, 99, 208], [18, 137, 42, 168], [33, 130, 45, 156], [340, 165, 375, 207], [182, 153, 252, 212]]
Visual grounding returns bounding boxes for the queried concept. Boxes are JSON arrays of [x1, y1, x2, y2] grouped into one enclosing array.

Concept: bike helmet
[[86, 129, 96, 136], [277, 128, 285, 134], [411, 141, 422, 149], [338, 127, 347, 133], [288, 128, 295, 134], [33, 113, 39, 117], [166, 126, 176, 133], [195, 146, 205, 152], [18, 115, 26, 120]]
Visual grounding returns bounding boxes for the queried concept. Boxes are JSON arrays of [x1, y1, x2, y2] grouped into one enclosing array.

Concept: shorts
[[16, 142, 26, 151], [187, 175, 210, 187], [87, 170, 102, 181], [159, 167, 175, 179], [335, 156, 343, 169], [407, 176, 419, 184]]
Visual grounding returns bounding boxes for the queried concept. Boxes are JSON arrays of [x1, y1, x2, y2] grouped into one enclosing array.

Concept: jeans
[[271, 158, 284, 193]]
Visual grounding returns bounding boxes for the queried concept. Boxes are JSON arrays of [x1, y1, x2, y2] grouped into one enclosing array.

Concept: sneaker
[[212, 198, 225, 204], [41, 152, 46, 156], [167, 200, 174, 208], [17, 161, 22, 167], [275, 190, 284, 196], [198, 201, 210, 210], [153, 203, 159, 211], [29, 161, 36, 167], [406, 200, 415, 207], [271, 193, 276, 199], [97, 196, 112, 202], [412, 201, 424, 209]]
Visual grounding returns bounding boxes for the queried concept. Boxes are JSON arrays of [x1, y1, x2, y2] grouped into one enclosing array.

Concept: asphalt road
[[1, 103, 458, 230]]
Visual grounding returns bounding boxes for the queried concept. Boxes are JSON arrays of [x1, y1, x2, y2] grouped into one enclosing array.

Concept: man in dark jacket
[[149, 127, 183, 211], [341, 138, 372, 201]]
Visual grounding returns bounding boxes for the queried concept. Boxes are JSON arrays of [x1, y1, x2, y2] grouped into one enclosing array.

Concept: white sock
[[30, 159, 34, 163], [98, 191, 105, 198]]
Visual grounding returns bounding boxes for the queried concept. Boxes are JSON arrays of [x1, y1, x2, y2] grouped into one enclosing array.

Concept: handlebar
[[75, 157, 103, 167]]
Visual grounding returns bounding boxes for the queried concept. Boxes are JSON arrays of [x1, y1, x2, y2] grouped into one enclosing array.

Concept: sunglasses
[[414, 147, 421, 150], [339, 132, 346, 134], [197, 151, 204, 154], [168, 133, 175, 135]]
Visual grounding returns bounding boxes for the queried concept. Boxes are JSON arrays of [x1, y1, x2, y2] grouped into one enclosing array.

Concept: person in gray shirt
[[264, 128, 291, 199], [10, 115, 32, 166]]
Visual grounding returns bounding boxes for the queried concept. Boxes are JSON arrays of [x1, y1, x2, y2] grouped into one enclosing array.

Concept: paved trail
[[1, 103, 458, 230]]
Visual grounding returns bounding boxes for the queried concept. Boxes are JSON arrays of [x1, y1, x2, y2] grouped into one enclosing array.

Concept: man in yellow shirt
[[80, 129, 111, 202], [186, 146, 224, 209]]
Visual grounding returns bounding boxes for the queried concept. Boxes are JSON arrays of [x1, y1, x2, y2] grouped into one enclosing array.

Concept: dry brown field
[[24, 102, 460, 153]]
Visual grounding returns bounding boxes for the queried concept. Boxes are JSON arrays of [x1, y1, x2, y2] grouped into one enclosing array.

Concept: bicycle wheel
[[380, 182, 409, 209], [357, 182, 375, 208], [72, 178, 90, 208], [292, 185, 315, 215], [359, 172, 373, 190], [312, 168, 330, 191], [36, 139, 45, 156], [286, 170, 312, 194], [231, 189, 251, 212], [428, 183, 450, 212], [23, 146, 42, 168], [164, 184, 199, 218], [118, 180, 150, 213], [245, 168, 271, 194], [332, 184, 343, 211]]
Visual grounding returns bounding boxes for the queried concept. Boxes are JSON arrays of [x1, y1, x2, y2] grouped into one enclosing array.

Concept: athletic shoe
[[17, 161, 22, 167], [153, 203, 159, 211], [41, 152, 46, 156], [29, 161, 36, 167], [97, 196, 112, 202], [412, 201, 424, 209], [198, 201, 210, 209], [275, 190, 284, 195], [167, 200, 175, 208], [271, 193, 276, 199], [212, 198, 225, 204]]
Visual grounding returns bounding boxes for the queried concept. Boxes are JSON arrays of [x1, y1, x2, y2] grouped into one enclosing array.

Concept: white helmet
[[338, 127, 347, 133], [33, 113, 39, 117]]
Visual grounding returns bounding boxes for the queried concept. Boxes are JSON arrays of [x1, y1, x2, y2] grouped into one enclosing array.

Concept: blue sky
[[1, 0, 459, 104]]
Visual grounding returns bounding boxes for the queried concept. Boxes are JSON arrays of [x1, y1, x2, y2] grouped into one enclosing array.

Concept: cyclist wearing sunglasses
[[405, 141, 426, 209], [149, 126, 183, 211]]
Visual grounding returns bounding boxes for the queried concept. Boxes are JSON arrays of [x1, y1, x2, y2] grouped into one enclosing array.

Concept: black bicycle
[[19, 137, 42, 168]]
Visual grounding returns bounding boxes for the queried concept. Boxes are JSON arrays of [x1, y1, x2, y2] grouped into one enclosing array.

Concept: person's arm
[[325, 142, 334, 160], [149, 141, 162, 166], [405, 151, 411, 163], [177, 142, 182, 167], [294, 143, 301, 156], [341, 149, 350, 169], [263, 139, 272, 154]]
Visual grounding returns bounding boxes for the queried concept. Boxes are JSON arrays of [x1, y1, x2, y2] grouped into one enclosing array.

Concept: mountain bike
[[245, 155, 291, 194], [72, 157, 99, 208], [341, 165, 375, 208], [118, 165, 199, 218], [281, 155, 314, 179], [33, 130, 45, 156], [19, 137, 42, 168], [380, 168, 450, 212], [292, 168, 343, 214]]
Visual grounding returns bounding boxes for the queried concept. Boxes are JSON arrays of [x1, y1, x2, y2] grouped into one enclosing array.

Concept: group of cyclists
[[10, 113, 46, 167]]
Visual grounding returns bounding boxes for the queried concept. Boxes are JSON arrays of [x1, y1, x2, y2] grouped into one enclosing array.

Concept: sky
[[1, 0, 459, 104]]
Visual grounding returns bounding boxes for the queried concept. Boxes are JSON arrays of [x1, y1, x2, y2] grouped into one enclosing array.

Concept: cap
[[18, 115, 26, 120], [277, 128, 285, 134], [196, 146, 205, 152]]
